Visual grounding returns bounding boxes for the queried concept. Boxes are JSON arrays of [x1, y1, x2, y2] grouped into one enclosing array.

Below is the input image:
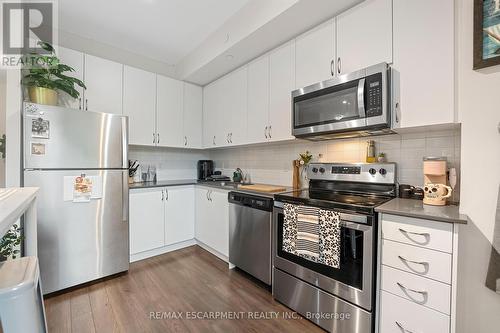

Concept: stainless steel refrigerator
[[22, 102, 129, 294]]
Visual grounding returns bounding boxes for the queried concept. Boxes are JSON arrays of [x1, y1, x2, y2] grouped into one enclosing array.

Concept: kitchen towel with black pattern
[[283, 203, 341, 268]]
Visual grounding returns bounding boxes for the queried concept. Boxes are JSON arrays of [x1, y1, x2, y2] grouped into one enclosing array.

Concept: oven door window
[[277, 211, 364, 290], [294, 80, 360, 128]]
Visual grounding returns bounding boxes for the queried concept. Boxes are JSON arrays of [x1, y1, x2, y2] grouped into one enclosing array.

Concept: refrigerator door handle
[[122, 171, 129, 222]]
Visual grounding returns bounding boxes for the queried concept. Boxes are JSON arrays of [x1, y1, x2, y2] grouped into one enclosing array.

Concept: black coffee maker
[[197, 160, 214, 180]]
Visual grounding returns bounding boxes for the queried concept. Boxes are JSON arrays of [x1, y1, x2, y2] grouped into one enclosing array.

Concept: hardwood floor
[[44, 245, 324, 333]]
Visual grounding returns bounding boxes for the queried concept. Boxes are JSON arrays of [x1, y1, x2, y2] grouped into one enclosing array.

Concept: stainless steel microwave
[[292, 62, 395, 140]]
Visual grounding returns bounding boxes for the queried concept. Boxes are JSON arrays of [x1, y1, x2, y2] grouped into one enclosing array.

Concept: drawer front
[[381, 265, 451, 315], [382, 239, 452, 284], [380, 291, 450, 333], [382, 214, 453, 253]]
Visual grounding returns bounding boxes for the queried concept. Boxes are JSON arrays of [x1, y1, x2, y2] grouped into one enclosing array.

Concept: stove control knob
[[369, 168, 377, 175], [379, 168, 387, 175], [311, 167, 319, 173], [319, 167, 326, 174]]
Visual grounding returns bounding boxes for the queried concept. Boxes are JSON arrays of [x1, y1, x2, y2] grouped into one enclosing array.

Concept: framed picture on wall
[[474, 0, 500, 69]]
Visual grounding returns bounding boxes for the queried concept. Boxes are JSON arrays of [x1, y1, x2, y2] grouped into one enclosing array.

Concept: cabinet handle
[[396, 282, 428, 296], [213, 136, 216, 146], [161, 190, 164, 201], [184, 136, 188, 146], [330, 59, 334, 76], [337, 57, 341, 75], [165, 189, 169, 201], [206, 190, 210, 201], [395, 102, 401, 124], [230, 133, 233, 143], [226, 133, 229, 143], [398, 255, 429, 267], [85, 99, 88, 111], [398, 228, 430, 238], [268, 126, 272, 139], [395, 321, 416, 333], [265, 126, 268, 139], [157, 133, 160, 144], [153, 133, 156, 144], [78, 98, 82, 110]]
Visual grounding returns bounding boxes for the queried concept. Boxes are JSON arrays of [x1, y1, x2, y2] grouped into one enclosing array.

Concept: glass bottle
[[366, 140, 376, 163]]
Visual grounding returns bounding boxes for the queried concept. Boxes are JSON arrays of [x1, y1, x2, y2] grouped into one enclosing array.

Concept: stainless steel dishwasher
[[228, 191, 273, 285]]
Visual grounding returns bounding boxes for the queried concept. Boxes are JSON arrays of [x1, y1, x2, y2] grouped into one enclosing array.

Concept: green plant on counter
[[21, 41, 86, 98], [298, 151, 313, 165], [0, 225, 23, 261]]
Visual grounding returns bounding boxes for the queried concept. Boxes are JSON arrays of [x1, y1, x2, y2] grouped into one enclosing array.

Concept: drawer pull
[[398, 255, 429, 274], [396, 282, 429, 304], [398, 228, 430, 245], [395, 321, 416, 333]]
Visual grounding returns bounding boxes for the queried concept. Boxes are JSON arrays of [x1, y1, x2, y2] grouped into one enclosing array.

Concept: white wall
[[5, 70, 22, 187], [456, 0, 500, 331]]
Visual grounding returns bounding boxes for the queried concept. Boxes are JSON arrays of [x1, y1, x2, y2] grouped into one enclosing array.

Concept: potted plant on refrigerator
[[21, 41, 86, 106]]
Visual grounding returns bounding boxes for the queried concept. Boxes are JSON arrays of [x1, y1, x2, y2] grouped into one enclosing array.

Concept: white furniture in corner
[[84, 54, 123, 114], [336, 0, 393, 75], [129, 186, 196, 262], [123, 66, 157, 146], [392, 0, 455, 128], [195, 186, 229, 260], [378, 214, 459, 333]]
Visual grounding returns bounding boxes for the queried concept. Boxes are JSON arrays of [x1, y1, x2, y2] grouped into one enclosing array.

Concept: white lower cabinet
[[379, 213, 458, 333], [129, 186, 195, 258], [195, 187, 229, 258], [380, 291, 450, 333], [129, 188, 165, 254]]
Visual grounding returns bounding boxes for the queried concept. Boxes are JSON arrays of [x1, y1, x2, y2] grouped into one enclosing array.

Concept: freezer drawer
[[24, 169, 129, 294]]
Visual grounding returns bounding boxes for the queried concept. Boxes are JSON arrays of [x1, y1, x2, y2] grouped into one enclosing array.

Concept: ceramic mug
[[423, 183, 452, 206]]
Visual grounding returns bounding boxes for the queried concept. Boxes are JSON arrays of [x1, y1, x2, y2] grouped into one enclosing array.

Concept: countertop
[[0, 187, 39, 236], [375, 198, 468, 224], [129, 180, 293, 198]]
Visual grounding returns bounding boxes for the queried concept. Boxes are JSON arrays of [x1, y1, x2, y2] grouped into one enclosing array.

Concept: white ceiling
[[58, 0, 250, 66]]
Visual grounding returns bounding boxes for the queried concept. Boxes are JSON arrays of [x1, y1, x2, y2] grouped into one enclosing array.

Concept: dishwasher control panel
[[228, 192, 273, 212]]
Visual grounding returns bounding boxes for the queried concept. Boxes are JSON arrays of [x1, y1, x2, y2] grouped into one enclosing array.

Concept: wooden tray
[[238, 184, 287, 193]]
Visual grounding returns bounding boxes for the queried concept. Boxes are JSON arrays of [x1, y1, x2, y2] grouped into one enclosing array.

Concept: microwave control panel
[[365, 73, 383, 117]]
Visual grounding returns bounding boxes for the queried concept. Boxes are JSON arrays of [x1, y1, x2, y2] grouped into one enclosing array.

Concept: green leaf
[[38, 41, 55, 53]]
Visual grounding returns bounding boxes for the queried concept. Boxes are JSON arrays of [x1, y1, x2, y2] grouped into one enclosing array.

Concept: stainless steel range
[[272, 163, 396, 333]]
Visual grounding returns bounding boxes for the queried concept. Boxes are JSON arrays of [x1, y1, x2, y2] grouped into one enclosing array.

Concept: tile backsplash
[[129, 146, 209, 181], [129, 128, 461, 201], [209, 128, 461, 201]]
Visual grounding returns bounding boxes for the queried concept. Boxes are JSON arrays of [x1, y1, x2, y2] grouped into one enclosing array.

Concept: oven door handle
[[357, 78, 366, 118]]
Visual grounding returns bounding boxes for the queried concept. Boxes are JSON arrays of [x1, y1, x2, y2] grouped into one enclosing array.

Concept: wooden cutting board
[[238, 184, 287, 193]]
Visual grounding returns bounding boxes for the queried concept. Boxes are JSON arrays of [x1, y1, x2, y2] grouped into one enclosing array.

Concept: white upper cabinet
[[269, 41, 295, 142], [156, 75, 184, 147], [123, 66, 156, 146], [247, 55, 270, 144], [183, 83, 203, 149], [295, 19, 335, 89], [84, 54, 123, 114], [202, 80, 224, 147], [336, 0, 393, 75], [392, 0, 454, 128], [56, 46, 84, 110], [223, 67, 248, 146]]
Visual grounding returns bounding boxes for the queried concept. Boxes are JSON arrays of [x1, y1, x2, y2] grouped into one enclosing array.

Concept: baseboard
[[195, 240, 229, 263], [130, 239, 196, 263]]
